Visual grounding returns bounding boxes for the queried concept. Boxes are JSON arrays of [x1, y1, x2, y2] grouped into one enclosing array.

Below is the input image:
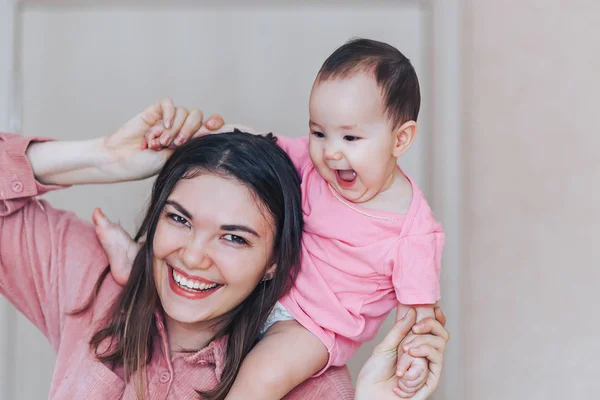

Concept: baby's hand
[[92, 208, 138, 286], [395, 338, 428, 397]]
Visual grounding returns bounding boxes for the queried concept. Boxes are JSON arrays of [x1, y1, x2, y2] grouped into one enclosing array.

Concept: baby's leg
[[226, 320, 329, 400]]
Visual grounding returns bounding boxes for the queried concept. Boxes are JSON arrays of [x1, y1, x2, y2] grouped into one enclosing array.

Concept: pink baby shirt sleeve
[[0, 133, 107, 349], [392, 230, 445, 305], [274, 135, 311, 175]]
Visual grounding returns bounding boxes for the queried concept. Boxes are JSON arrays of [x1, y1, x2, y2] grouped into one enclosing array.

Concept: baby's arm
[[394, 304, 435, 397], [226, 320, 329, 400]]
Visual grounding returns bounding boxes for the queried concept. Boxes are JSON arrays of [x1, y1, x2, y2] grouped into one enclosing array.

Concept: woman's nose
[[180, 239, 213, 270]]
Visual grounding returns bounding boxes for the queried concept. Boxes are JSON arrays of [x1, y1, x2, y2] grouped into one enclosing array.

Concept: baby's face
[[308, 72, 399, 203]]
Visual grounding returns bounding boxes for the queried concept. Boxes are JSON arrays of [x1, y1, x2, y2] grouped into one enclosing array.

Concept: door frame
[[0, 1, 462, 399]]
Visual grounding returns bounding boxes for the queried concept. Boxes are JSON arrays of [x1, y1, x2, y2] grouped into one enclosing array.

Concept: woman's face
[[152, 173, 276, 329]]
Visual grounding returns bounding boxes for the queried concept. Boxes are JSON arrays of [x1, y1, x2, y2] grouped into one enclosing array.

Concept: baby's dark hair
[[316, 38, 420, 130]]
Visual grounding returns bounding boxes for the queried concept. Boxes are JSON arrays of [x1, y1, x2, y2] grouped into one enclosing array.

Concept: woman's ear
[[262, 263, 277, 281], [392, 120, 418, 158]]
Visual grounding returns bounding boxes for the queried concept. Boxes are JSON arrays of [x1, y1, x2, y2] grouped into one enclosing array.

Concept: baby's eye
[[312, 131, 325, 138], [222, 234, 248, 245], [344, 135, 360, 142]]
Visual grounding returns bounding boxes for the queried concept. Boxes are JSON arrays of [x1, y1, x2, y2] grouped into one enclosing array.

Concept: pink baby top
[[276, 135, 445, 370], [0, 133, 354, 400]]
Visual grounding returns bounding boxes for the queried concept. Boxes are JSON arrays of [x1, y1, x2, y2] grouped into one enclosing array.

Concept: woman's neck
[[164, 316, 221, 356]]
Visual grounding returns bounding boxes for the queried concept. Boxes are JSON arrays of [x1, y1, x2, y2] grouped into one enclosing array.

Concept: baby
[[101, 38, 444, 399]]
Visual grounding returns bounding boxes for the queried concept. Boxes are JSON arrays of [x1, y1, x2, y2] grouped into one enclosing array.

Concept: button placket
[[159, 370, 171, 383], [11, 180, 23, 193]]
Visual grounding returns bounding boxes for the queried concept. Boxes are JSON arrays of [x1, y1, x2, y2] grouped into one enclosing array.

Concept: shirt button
[[159, 370, 171, 383], [11, 181, 23, 193]]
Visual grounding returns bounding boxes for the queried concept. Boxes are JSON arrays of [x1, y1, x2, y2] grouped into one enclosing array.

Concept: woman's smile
[[168, 264, 223, 300]]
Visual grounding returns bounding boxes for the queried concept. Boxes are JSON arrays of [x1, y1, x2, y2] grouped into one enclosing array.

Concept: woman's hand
[[27, 98, 224, 185], [354, 307, 449, 400], [101, 98, 224, 181]]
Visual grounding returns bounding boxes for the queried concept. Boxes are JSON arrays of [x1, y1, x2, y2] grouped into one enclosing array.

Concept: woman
[[0, 99, 448, 399]]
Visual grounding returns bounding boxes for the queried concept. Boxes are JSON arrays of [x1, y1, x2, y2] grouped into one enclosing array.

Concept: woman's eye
[[344, 135, 360, 142], [222, 234, 248, 245], [168, 213, 190, 227], [312, 131, 325, 138]]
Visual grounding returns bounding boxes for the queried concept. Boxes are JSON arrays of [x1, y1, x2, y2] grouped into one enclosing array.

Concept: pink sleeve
[[284, 366, 354, 400], [392, 230, 444, 305], [0, 133, 108, 350], [275, 135, 311, 175]]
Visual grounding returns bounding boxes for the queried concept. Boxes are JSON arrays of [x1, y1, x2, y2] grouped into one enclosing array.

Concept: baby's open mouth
[[336, 169, 357, 182]]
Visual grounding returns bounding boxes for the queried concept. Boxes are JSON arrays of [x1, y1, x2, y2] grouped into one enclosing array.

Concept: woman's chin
[[162, 304, 216, 326]]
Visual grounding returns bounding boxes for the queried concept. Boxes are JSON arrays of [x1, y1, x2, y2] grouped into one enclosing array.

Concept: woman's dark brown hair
[[75, 131, 303, 399]]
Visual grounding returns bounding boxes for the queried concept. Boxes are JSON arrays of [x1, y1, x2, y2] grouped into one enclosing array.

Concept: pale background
[[0, 0, 597, 400]]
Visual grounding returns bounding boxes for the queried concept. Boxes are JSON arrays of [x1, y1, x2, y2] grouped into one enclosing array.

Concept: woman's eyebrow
[[165, 200, 193, 220], [221, 225, 260, 238]]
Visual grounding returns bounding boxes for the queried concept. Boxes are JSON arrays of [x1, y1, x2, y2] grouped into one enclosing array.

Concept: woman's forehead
[[168, 174, 274, 229]]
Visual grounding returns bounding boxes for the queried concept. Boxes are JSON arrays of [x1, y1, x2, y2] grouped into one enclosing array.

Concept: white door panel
[[4, 3, 438, 399]]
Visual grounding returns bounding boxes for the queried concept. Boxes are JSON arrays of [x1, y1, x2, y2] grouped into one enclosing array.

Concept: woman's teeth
[[172, 270, 218, 292]]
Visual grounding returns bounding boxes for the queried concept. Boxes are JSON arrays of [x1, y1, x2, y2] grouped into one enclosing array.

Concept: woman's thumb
[[375, 308, 417, 353]]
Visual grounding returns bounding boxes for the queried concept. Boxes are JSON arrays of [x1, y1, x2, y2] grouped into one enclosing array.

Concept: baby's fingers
[[403, 359, 427, 382], [395, 350, 414, 378], [394, 379, 418, 398]]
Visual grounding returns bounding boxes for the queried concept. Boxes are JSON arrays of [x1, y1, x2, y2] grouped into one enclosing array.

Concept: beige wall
[[461, 1, 600, 399]]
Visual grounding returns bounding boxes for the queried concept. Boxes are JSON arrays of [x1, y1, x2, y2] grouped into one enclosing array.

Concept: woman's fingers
[[160, 97, 176, 129], [205, 114, 225, 130], [434, 306, 447, 327], [142, 122, 165, 150], [155, 106, 188, 147], [172, 109, 204, 146], [140, 101, 225, 150], [403, 335, 447, 353], [373, 308, 416, 355], [408, 345, 443, 366], [412, 317, 450, 343]]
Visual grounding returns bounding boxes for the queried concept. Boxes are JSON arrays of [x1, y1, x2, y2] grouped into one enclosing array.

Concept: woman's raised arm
[[26, 98, 223, 185]]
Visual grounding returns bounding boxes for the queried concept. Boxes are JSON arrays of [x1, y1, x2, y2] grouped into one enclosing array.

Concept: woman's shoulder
[[32, 199, 116, 312]]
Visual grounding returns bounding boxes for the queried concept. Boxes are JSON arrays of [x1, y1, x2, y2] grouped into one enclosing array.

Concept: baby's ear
[[392, 121, 418, 158]]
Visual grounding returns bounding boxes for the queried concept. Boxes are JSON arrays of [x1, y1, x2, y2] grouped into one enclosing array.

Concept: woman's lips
[[168, 265, 222, 300]]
